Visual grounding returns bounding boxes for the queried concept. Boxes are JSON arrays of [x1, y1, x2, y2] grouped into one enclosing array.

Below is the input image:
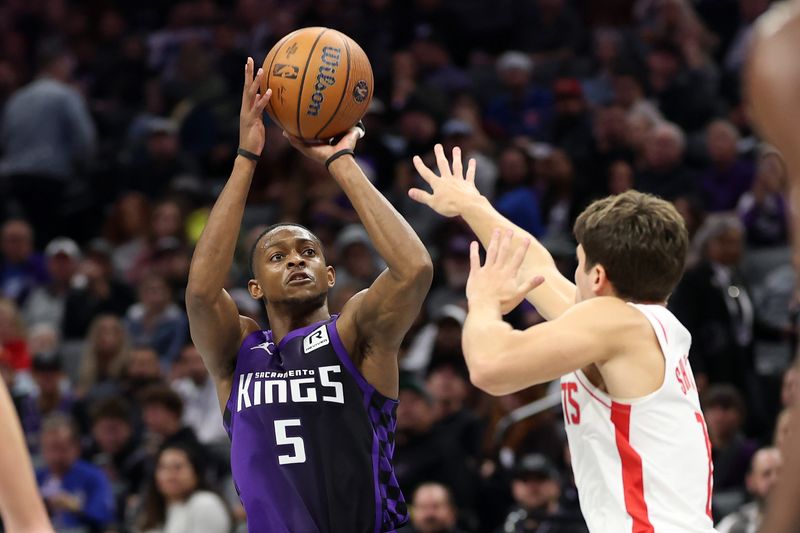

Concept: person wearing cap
[[497, 454, 587, 533], [23, 237, 80, 331], [333, 224, 381, 288], [485, 51, 553, 139]]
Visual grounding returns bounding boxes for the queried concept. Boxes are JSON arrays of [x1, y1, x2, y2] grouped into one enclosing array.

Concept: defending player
[[746, 3, 800, 531], [186, 59, 431, 533], [411, 146, 716, 532], [0, 379, 54, 532]]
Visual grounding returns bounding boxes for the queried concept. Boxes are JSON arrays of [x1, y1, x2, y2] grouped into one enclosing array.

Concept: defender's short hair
[[573, 190, 688, 302]]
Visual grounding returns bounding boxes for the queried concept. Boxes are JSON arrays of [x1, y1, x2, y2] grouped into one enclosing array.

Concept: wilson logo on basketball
[[353, 80, 369, 103], [273, 64, 299, 80], [306, 46, 341, 117]]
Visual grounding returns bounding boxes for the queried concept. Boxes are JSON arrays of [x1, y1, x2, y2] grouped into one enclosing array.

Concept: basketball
[[261, 27, 373, 142]]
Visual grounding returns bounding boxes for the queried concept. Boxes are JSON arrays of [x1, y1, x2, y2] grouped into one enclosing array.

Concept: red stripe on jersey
[[610, 402, 654, 533], [695, 412, 714, 519]]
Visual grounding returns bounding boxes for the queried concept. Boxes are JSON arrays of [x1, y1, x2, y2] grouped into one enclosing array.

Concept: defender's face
[[251, 227, 334, 304]]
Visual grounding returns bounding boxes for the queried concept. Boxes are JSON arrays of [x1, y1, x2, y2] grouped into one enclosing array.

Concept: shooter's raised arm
[[185, 58, 270, 389]]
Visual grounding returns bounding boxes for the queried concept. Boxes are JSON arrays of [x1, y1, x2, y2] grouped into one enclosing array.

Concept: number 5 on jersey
[[275, 419, 306, 465]]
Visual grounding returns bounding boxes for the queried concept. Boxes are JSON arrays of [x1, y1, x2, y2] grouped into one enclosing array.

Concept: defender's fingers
[[485, 229, 501, 267], [469, 240, 481, 271], [408, 188, 434, 206], [452, 147, 463, 178], [496, 229, 514, 265], [433, 143, 451, 177], [466, 158, 477, 185], [521, 275, 546, 294], [412, 156, 437, 184]]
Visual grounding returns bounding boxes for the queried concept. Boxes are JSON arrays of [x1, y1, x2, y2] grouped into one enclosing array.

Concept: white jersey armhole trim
[[575, 303, 670, 407]]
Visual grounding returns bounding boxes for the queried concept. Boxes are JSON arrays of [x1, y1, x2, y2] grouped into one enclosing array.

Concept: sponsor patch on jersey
[[303, 325, 330, 354]]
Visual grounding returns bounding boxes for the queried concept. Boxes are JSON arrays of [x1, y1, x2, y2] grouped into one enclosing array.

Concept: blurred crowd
[[0, 0, 797, 532]]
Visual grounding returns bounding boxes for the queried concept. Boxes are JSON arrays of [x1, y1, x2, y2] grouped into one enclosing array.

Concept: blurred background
[[0, 0, 796, 532]]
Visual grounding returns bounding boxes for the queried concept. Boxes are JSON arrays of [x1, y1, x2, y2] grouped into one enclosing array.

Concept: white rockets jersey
[[560, 303, 716, 533]]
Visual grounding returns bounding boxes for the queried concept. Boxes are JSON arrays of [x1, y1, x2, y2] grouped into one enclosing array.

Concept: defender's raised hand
[[467, 229, 544, 315], [409, 144, 482, 217], [239, 57, 271, 156]]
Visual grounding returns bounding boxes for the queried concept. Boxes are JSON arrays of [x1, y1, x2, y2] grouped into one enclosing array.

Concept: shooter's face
[[250, 227, 335, 307]]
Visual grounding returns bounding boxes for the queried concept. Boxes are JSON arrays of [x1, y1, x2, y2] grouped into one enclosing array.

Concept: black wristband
[[237, 147, 261, 162], [324, 149, 355, 171]]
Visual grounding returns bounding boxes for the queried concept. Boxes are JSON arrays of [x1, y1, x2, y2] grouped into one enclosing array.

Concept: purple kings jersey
[[223, 315, 408, 533]]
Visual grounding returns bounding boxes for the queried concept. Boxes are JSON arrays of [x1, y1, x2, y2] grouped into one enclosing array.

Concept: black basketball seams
[[295, 28, 329, 140]]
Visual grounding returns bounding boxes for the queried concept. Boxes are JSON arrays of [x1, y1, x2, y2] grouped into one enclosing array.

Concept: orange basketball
[[261, 27, 373, 141]]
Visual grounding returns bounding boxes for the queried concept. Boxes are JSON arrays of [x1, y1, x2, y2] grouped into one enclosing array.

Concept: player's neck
[[266, 303, 331, 345]]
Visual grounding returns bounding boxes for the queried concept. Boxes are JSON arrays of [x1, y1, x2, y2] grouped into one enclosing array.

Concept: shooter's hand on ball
[[239, 57, 271, 157], [409, 144, 482, 217], [467, 229, 544, 316], [283, 126, 363, 169]]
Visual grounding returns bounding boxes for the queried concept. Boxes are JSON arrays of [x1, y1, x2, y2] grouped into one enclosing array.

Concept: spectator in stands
[[700, 120, 754, 212], [538, 148, 578, 241], [703, 385, 759, 518], [121, 346, 163, 397], [427, 236, 471, 315], [485, 51, 553, 139], [635, 121, 698, 201], [497, 454, 588, 533], [717, 447, 782, 533], [18, 353, 74, 454], [0, 297, 31, 371], [23, 237, 80, 330], [0, 40, 96, 245], [36, 414, 114, 531], [170, 342, 227, 448], [137, 444, 231, 533], [128, 200, 187, 285], [670, 214, 755, 393], [138, 384, 201, 454], [332, 225, 381, 288], [645, 41, 717, 133], [493, 146, 544, 238], [122, 117, 198, 199], [738, 146, 789, 247], [63, 239, 136, 340], [426, 357, 483, 464], [86, 397, 147, 524], [125, 272, 187, 366], [103, 192, 151, 281], [0, 219, 47, 306], [550, 78, 594, 171], [402, 482, 466, 533], [395, 373, 475, 508], [77, 315, 131, 398]]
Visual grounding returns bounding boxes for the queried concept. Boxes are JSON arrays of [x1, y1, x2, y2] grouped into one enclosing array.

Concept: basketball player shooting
[[186, 58, 431, 533], [410, 146, 716, 533]]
